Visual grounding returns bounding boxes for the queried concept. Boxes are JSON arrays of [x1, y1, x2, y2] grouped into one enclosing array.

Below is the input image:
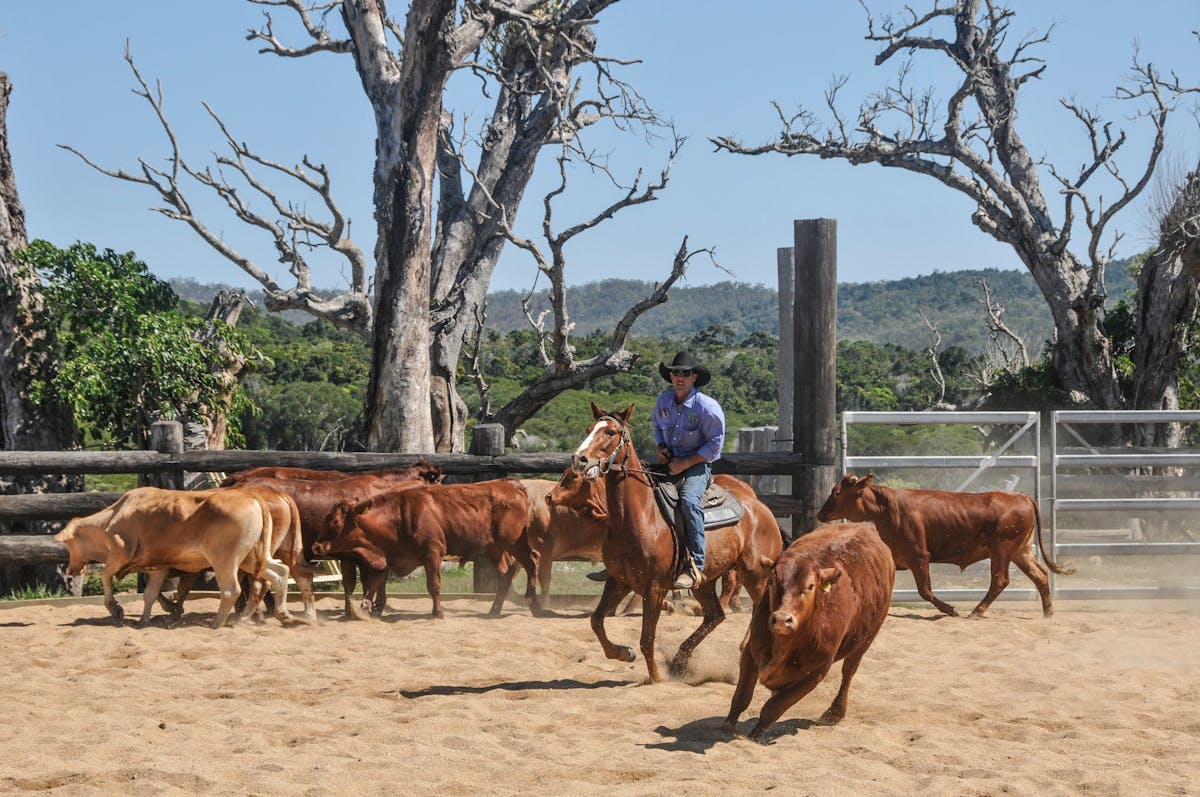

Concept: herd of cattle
[[52, 456, 1073, 742]]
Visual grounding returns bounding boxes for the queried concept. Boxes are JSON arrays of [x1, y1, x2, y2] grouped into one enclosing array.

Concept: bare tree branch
[[61, 45, 371, 333]]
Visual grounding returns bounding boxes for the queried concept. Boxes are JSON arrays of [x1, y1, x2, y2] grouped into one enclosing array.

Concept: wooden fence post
[[149, 420, 185, 490], [470, 424, 505, 594], [791, 219, 838, 536]]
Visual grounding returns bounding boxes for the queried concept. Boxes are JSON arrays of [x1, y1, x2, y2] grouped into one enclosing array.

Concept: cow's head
[[312, 500, 369, 557], [570, 403, 635, 481], [816, 473, 875, 523], [545, 467, 608, 522], [764, 550, 842, 637], [54, 516, 110, 576]]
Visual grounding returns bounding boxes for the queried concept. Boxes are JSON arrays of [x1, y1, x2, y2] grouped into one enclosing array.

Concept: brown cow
[[817, 473, 1075, 617], [55, 487, 290, 629], [312, 479, 537, 619], [225, 474, 428, 619], [514, 475, 606, 602], [220, 461, 442, 487], [724, 521, 894, 743]]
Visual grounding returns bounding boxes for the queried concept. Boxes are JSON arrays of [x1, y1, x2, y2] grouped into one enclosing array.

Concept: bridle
[[579, 415, 661, 481]]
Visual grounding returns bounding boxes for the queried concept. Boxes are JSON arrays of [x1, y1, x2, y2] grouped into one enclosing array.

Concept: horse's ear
[[619, 403, 635, 423], [590, 401, 605, 420]]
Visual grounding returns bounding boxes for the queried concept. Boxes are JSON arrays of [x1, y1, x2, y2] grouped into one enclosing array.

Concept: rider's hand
[[657, 444, 672, 464]]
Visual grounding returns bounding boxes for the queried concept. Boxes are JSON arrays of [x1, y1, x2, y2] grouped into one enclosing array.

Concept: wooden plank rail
[[0, 492, 122, 521], [0, 535, 68, 565], [0, 449, 804, 477]]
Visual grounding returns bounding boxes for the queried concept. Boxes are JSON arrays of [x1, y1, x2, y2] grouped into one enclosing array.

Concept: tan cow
[[165, 486, 317, 624], [55, 487, 290, 629]]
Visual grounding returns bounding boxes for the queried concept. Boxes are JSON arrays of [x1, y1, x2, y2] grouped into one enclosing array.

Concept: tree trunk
[[0, 72, 81, 593], [1131, 165, 1200, 447], [353, 0, 459, 453]]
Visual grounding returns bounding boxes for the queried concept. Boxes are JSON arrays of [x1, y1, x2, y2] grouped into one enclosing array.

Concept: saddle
[[651, 473, 745, 531]]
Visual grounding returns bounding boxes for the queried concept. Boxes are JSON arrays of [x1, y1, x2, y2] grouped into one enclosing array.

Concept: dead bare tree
[[976, 277, 1030, 375], [918, 311, 951, 409], [713, 0, 1199, 434], [64, 0, 689, 453]]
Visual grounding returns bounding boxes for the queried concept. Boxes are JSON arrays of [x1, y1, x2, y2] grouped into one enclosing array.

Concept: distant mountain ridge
[[171, 262, 1136, 355]]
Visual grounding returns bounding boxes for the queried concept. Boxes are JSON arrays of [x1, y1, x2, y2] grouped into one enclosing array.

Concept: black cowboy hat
[[658, 351, 711, 388]]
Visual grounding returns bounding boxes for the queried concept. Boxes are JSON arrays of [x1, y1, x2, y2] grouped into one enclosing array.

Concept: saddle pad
[[653, 479, 745, 531]]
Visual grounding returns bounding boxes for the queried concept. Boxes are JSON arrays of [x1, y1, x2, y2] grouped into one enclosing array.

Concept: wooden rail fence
[[0, 429, 808, 567]]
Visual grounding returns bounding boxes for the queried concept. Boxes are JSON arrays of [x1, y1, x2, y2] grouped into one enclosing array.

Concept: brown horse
[[559, 402, 783, 683]]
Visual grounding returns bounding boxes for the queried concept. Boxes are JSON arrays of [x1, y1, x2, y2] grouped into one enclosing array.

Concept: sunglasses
[[670, 369, 695, 377]]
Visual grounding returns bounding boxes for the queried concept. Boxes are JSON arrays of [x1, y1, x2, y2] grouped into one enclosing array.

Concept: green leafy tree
[[15, 240, 261, 448]]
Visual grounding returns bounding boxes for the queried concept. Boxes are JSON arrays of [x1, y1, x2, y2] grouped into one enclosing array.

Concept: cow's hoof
[[667, 656, 689, 677], [616, 645, 636, 663], [817, 709, 844, 726]]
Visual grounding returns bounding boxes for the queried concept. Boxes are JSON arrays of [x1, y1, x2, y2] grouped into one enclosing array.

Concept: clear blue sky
[[3, 2, 1198, 296]]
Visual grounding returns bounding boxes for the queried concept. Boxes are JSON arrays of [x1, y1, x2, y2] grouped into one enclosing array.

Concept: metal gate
[[1050, 410, 1200, 600]]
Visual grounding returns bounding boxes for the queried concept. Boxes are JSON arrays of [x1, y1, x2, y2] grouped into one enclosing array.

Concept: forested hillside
[[168, 261, 1142, 453], [174, 262, 1135, 356]]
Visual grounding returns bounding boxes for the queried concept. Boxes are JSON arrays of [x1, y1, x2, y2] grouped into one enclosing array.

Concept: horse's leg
[[718, 569, 742, 613], [590, 578, 635, 664], [668, 578, 726, 676], [638, 585, 669, 683], [723, 639, 760, 733]]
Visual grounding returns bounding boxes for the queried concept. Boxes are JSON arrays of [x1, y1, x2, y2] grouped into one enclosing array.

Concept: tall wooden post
[[470, 423, 505, 595], [791, 219, 838, 535]]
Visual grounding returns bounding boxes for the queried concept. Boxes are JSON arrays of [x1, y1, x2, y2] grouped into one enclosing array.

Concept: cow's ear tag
[[821, 583, 832, 593]]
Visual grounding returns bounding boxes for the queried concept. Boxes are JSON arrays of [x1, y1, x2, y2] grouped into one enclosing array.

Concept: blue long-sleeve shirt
[[652, 388, 725, 463]]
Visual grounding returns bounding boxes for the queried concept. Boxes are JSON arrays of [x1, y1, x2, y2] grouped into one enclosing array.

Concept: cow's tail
[[286, 494, 316, 576], [1031, 497, 1075, 575], [251, 496, 274, 579]]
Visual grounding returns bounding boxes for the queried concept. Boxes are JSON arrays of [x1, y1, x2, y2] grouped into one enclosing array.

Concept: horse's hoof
[[617, 646, 636, 663]]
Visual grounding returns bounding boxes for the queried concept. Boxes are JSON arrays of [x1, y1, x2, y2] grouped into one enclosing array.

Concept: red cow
[[312, 479, 537, 619], [817, 473, 1075, 617], [224, 474, 428, 619], [724, 521, 894, 743], [221, 461, 442, 486]]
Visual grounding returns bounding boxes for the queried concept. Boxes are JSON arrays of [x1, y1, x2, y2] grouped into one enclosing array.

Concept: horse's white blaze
[[575, 422, 605, 456]]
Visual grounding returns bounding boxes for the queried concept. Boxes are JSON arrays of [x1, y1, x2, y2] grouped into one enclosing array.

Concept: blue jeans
[[677, 461, 712, 572]]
